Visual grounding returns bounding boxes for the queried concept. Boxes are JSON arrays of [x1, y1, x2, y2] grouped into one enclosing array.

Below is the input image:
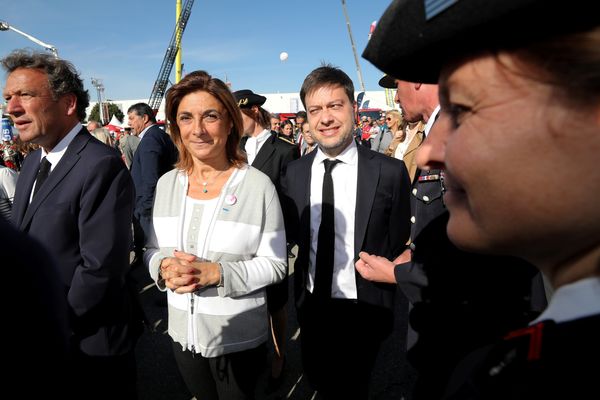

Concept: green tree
[[88, 102, 124, 124]]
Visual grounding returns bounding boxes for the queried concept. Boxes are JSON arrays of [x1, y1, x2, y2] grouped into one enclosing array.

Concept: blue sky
[[1, 0, 392, 102]]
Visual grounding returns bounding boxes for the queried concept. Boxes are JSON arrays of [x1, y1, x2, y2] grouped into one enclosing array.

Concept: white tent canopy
[[107, 114, 123, 127]]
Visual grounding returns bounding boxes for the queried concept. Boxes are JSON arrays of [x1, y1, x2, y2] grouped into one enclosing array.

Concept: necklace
[[198, 168, 228, 193]]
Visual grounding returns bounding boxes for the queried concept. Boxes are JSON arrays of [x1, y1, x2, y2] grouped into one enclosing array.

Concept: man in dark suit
[[233, 89, 299, 392], [3, 49, 137, 398], [281, 65, 412, 399], [127, 103, 178, 262]]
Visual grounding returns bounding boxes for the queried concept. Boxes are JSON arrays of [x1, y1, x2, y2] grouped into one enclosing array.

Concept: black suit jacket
[[130, 124, 178, 243], [1, 217, 71, 395], [282, 144, 411, 311], [240, 133, 299, 191], [12, 128, 136, 356]]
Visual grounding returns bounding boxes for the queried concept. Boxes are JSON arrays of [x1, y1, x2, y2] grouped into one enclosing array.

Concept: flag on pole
[[368, 20, 377, 41]]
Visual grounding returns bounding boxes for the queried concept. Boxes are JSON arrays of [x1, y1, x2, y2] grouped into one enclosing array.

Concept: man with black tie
[[3, 49, 138, 398], [128, 103, 178, 264], [281, 65, 412, 399], [233, 88, 299, 392]]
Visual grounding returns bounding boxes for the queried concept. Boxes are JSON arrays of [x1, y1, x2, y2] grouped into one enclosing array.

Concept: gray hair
[[1, 49, 90, 122]]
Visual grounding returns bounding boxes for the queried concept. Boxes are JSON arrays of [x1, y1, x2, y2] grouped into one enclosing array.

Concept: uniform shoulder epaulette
[[277, 135, 296, 146]]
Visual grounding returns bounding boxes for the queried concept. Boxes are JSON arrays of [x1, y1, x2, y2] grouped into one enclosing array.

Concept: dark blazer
[[282, 144, 411, 310], [130, 124, 178, 244], [240, 133, 300, 191], [12, 128, 136, 356], [1, 217, 71, 395]]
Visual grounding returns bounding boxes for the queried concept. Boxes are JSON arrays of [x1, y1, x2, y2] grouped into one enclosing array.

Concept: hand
[[159, 255, 197, 293], [355, 251, 396, 284], [393, 248, 412, 265], [173, 251, 221, 293]]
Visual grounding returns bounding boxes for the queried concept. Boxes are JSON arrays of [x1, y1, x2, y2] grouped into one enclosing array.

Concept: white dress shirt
[[531, 277, 600, 324], [138, 124, 155, 140], [30, 122, 81, 202], [308, 140, 358, 299], [244, 129, 272, 165], [424, 105, 441, 137]]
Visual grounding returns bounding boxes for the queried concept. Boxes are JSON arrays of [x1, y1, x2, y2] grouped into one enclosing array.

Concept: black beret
[[378, 74, 396, 89], [363, 0, 599, 84], [232, 89, 267, 108]]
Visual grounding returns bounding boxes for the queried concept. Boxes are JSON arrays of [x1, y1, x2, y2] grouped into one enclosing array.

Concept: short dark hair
[[1, 49, 90, 121], [127, 103, 157, 123], [165, 70, 246, 172], [296, 110, 307, 119], [300, 64, 355, 109]]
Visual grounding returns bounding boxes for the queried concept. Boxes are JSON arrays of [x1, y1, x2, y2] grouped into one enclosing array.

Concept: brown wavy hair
[[165, 70, 247, 172]]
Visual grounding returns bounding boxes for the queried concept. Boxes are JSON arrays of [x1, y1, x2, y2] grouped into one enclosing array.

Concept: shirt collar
[[247, 129, 272, 145], [139, 124, 155, 139], [424, 105, 441, 137], [41, 122, 82, 167], [531, 276, 600, 324], [313, 138, 357, 167]]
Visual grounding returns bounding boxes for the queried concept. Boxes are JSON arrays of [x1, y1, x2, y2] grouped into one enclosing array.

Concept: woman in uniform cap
[[364, 0, 599, 398]]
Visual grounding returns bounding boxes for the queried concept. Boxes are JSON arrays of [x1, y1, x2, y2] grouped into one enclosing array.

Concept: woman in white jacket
[[144, 70, 287, 400]]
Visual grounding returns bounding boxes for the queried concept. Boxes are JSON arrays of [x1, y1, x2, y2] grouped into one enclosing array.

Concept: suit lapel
[[403, 131, 424, 159], [20, 129, 89, 230], [354, 146, 379, 257], [251, 135, 276, 170], [296, 151, 315, 292], [12, 149, 41, 227]]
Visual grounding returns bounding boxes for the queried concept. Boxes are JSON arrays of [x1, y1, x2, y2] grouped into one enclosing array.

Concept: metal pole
[[175, 0, 183, 83], [340, 0, 366, 92], [0, 21, 58, 58], [91, 78, 106, 124]]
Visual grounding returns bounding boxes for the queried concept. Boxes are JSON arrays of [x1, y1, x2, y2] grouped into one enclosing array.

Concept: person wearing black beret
[[363, 0, 600, 398], [358, 68, 544, 400], [233, 88, 299, 394]]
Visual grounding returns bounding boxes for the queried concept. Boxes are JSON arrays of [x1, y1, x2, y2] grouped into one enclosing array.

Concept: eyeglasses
[[386, 117, 392, 121]]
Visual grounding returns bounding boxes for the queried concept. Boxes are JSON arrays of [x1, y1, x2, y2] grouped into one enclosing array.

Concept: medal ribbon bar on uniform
[[418, 174, 441, 182]]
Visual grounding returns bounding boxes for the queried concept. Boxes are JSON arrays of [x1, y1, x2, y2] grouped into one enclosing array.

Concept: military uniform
[[445, 314, 600, 399], [394, 169, 546, 400], [276, 132, 296, 146]]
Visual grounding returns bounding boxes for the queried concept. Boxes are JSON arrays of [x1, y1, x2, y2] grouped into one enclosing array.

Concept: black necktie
[[313, 159, 341, 299], [33, 157, 51, 198]]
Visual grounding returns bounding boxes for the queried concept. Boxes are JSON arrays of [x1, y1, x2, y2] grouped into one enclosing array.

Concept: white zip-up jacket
[[145, 165, 287, 357]]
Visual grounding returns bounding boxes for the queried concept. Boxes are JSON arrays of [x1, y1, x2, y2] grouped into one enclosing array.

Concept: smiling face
[[305, 84, 356, 157], [418, 52, 600, 270], [176, 90, 232, 165], [3, 68, 76, 150], [281, 121, 294, 137], [301, 122, 315, 145]]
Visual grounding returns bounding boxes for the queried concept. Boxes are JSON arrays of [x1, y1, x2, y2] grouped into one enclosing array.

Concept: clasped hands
[[160, 250, 221, 294]]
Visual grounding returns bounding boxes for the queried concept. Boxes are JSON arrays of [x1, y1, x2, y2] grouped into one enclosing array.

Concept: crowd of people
[[1, 0, 598, 399]]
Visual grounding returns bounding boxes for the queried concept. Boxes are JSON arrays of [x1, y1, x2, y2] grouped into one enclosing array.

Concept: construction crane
[[148, 0, 195, 112]]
